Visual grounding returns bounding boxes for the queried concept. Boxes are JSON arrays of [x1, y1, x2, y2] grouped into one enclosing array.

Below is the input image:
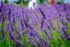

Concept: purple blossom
[[67, 35, 70, 40]]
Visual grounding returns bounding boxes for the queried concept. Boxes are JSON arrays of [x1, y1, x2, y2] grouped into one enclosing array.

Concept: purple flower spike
[[9, 33, 15, 40], [15, 40, 23, 47], [67, 35, 70, 40]]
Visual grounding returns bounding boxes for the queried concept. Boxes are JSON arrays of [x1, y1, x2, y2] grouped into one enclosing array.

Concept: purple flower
[[67, 35, 70, 40]]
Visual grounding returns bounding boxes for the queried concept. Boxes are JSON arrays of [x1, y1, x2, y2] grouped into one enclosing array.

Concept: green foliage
[[5, 31, 12, 47], [57, 1, 64, 4], [39, 0, 45, 4], [67, 22, 70, 35], [23, 0, 29, 7], [4, 0, 8, 3]]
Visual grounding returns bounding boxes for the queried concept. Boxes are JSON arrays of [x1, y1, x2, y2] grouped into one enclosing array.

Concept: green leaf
[[5, 31, 12, 47], [67, 23, 70, 35]]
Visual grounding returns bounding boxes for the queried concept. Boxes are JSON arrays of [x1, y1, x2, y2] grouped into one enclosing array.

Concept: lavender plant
[[0, 2, 70, 47]]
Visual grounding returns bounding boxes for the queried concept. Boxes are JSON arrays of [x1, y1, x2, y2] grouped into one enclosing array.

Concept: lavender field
[[0, 1, 70, 47]]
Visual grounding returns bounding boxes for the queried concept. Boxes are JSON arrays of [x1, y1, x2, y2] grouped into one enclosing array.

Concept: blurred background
[[0, 0, 70, 6]]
